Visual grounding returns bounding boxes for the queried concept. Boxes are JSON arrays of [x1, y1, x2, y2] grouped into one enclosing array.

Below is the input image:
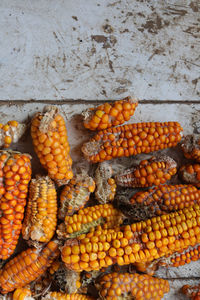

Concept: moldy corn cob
[[181, 134, 200, 162], [13, 287, 33, 300], [83, 96, 138, 131], [179, 164, 200, 187], [95, 162, 116, 204], [22, 176, 57, 243], [96, 272, 169, 300], [31, 106, 73, 186], [59, 172, 95, 219], [82, 122, 183, 163], [57, 203, 123, 239], [0, 150, 32, 259], [0, 120, 26, 148], [117, 184, 200, 222], [61, 204, 200, 272], [42, 293, 94, 300], [182, 284, 200, 300], [0, 240, 59, 294], [115, 155, 177, 188]]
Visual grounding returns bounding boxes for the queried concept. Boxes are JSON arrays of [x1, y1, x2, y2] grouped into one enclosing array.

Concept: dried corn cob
[[0, 120, 26, 148], [181, 134, 200, 162], [57, 203, 123, 239], [0, 240, 59, 294], [49, 259, 61, 275], [96, 272, 169, 300], [117, 184, 200, 222], [95, 162, 116, 203], [182, 284, 200, 300], [82, 122, 183, 163], [115, 155, 177, 188], [0, 150, 32, 259], [179, 164, 200, 187], [13, 287, 33, 300], [59, 172, 95, 219], [61, 204, 200, 272], [22, 176, 57, 243], [42, 293, 94, 300], [83, 96, 138, 131], [31, 106, 73, 186]]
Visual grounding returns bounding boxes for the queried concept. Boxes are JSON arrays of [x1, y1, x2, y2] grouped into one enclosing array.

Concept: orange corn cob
[[117, 184, 200, 222], [179, 164, 200, 187], [0, 120, 26, 148], [31, 106, 73, 186], [96, 272, 169, 300], [57, 204, 123, 239], [42, 293, 94, 300], [182, 284, 200, 300], [22, 176, 57, 243], [49, 259, 61, 275], [82, 122, 183, 163], [61, 204, 200, 272], [181, 134, 200, 162], [83, 96, 138, 131], [115, 155, 177, 188], [95, 162, 116, 203], [0, 240, 59, 294], [59, 172, 95, 219], [13, 287, 32, 300], [0, 150, 32, 259]]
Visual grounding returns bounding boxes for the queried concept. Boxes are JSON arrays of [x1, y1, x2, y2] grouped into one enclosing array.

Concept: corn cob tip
[[181, 134, 200, 161], [81, 141, 101, 161]]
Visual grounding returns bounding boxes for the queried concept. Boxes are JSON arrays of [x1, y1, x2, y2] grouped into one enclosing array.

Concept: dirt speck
[[91, 35, 117, 48], [114, 87, 128, 94], [91, 35, 107, 43], [103, 24, 114, 33], [72, 16, 78, 21], [189, 2, 199, 12]]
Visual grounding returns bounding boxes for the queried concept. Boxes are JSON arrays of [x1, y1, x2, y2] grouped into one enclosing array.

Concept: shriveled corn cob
[[61, 204, 200, 272], [95, 162, 116, 203], [82, 122, 183, 163], [179, 164, 200, 187], [181, 134, 200, 162], [57, 204, 123, 239], [117, 184, 200, 222], [42, 293, 94, 300], [13, 287, 33, 300], [22, 176, 57, 243], [0, 150, 32, 259], [115, 154, 177, 188], [31, 106, 73, 186], [0, 240, 59, 294], [83, 96, 138, 131], [96, 272, 169, 300], [59, 172, 95, 219], [0, 120, 26, 148]]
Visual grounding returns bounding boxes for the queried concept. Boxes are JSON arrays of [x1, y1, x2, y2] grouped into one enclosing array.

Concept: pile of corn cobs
[[0, 97, 200, 299]]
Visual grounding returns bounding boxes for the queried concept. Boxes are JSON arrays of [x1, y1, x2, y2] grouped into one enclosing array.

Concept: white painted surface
[[0, 0, 199, 100]]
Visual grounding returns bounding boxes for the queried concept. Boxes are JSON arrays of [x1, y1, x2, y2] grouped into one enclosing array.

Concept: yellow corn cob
[[117, 184, 200, 222], [179, 164, 200, 187], [61, 204, 200, 272], [0, 150, 32, 259], [96, 272, 169, 300], [115, 154, 177, 188], [0, 120, 26, 148], [13, 287, 32, 300], [95, 162, 116, 204], [59, 172, 95, 219], [57, 204, 123, 239], [31, 106, 73, 186], [42, 293, 94, 300], [83, 96, 138, 130], [0, 240, 59, 294], [181, 134, 200, 162], [82, 122, 183, 163], [22, 176, 57, 243]]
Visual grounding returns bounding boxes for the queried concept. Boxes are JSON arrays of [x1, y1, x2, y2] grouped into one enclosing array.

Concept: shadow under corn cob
[[0, 150, 32, 260], [82, 121, 183, 163], [0, 240, 59, 294], [22, 176, 57, 243], [116, 184, 200, 222], [115, 154, 177, 188], [31, 106, 73, 186], [61, 204, 200, 272]]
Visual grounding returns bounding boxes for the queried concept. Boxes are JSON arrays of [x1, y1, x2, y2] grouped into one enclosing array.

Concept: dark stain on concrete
[[139, 14, 170, 34], [190, 2, 199, 12], [102, 24, 114, 33], [91, 35, 117, 48]]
